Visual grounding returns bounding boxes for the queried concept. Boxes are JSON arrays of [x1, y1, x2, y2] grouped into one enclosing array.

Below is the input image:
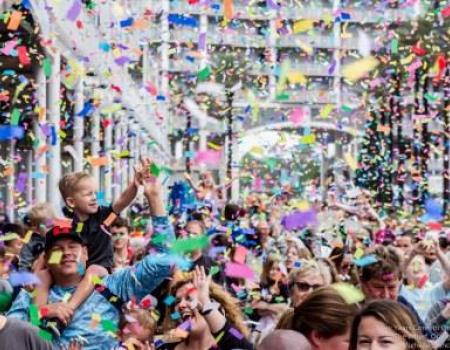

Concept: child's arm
[[67, 264, 108, 310], [112, 181, 138, 214], [34, 269, 52, 307]]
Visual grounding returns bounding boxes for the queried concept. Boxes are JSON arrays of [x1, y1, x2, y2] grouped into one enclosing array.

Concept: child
[[119, 307, 157, 350], [1, 223, 25, 271], [35, 158, 151, 335], [19, 203, 56, 271]]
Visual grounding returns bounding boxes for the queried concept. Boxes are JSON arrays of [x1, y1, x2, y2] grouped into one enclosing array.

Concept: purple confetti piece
[[328, 59, 337, 75], [281, 209, 317, 231], [9, 272, 41, 286], [229, 327, 244, 340], [114, 56, 130, 66], [15, 172, 27, 193], [198, 33, 206, 51], [66, 0, 82, 22], [266, 0, 281, 10]]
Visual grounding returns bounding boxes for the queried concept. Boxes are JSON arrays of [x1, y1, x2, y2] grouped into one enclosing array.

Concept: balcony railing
[[277, 33, 335, 48]]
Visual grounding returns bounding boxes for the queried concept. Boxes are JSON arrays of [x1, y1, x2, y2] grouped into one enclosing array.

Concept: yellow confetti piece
[[0, 233, 20, 242], [293, 19, 314, 33], [76, 222, 84, 233], [22, 230, 34, 244], [287, 71, 307, 85], [299, 134, 316, 144], [344, 153, 358, 171], [207, 142, 222, 151], [342, 56, 379, 82], [354, 247, 365, 260], [332, 283, 365, 304], [48, 251, 63, 265], [320, 104, 334, 118], [90, 275, 103, 286]]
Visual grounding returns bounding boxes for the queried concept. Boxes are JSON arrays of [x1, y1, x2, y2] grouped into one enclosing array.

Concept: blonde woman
[[161, 266, 252, 350]]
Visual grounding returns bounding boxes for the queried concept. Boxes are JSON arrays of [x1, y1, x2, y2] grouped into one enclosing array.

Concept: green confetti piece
[[243, 306, 254, 315], [151, 233, 167, 245], [209, 265, 220, 276], [197, 66, 211, 81], [391, 39, 398, 54], [276, 92, 289, 101], [150, 163, 161, 177], [170, 235, 209, 254], [29, 304, 40, 326], [0, 292, 12, 312], [341, 105, 353, 112], [101, 319, 118, 332], [10, 108, 20, 126], [43, 58, 52, 78], [275, 296, 285, 303], [38, 329, 53, 342]]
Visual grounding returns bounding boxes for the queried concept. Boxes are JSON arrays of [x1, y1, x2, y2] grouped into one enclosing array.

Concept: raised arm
[[112, 157, 151, 213]]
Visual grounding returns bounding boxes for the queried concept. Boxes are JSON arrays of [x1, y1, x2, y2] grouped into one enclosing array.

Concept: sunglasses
[[290, 281, 322, 292]]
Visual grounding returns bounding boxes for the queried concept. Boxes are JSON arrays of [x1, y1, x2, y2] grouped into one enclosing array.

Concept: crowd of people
[[0, 158, 450, 350]]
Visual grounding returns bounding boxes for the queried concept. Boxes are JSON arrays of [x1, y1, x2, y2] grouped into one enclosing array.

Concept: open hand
[[193, 265, 211, 307]]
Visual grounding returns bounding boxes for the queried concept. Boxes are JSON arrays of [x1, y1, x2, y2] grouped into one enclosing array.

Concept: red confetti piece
[[17, 46, 31, 66]]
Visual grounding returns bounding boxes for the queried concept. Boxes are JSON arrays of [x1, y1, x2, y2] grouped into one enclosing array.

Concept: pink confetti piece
[[225, 262, 254, 279]]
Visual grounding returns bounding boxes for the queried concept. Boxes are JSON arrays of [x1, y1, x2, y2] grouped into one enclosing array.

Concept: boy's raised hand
[[133, 157, 152, 187]]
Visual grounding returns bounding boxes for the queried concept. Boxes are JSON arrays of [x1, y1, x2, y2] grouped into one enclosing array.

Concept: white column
[[231, 139, 240, 201], [104, 114, 113, 203], [34, 67, 47, 202], [333, 0, 342, 109], [73, 77, 84, 172], [112, 116, 122, 201], [268, 19, 278, 100], [90, 110, 100, 184], [25, 150, 33, 206], [120, 121, 129, 193], [143, 44, 150, 84], [160, 0, 170, 133], [47, 50, 62, 212]]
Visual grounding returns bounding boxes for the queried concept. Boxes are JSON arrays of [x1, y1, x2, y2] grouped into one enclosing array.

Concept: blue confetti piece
[[164, 295, 176, 306], [77, 101, 94, 117], [120, 17, 134, 28], [9, 272, 41, 286], [341, 12, 351, 20], [170, 311, 181, 320], [50, 125, 57, 145], [0, 126, 24, 141], [168, 14, 198, 28], [99, 42, 111, 52], [353, 254, 378, 267]]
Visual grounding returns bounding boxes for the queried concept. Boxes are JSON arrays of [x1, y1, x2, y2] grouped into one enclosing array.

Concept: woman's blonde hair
[[286, 240, 311, 260], [349, 300, 432, 350], [288, 259, 329, 286], [162, 273, 250, 338]]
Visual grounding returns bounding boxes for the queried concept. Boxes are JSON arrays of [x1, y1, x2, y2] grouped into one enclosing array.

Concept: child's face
[[67, 178, 98, 215], [123, 314, 153, 342]]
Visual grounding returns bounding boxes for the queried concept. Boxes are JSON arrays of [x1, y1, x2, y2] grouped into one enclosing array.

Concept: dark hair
[[111, 217, 130, 230], [1, 223, 25, 246], [349, 300, 432, 350], [359, 245, 402, 282], [292, 287, 357, 340], [224, 203, 243, 221]]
